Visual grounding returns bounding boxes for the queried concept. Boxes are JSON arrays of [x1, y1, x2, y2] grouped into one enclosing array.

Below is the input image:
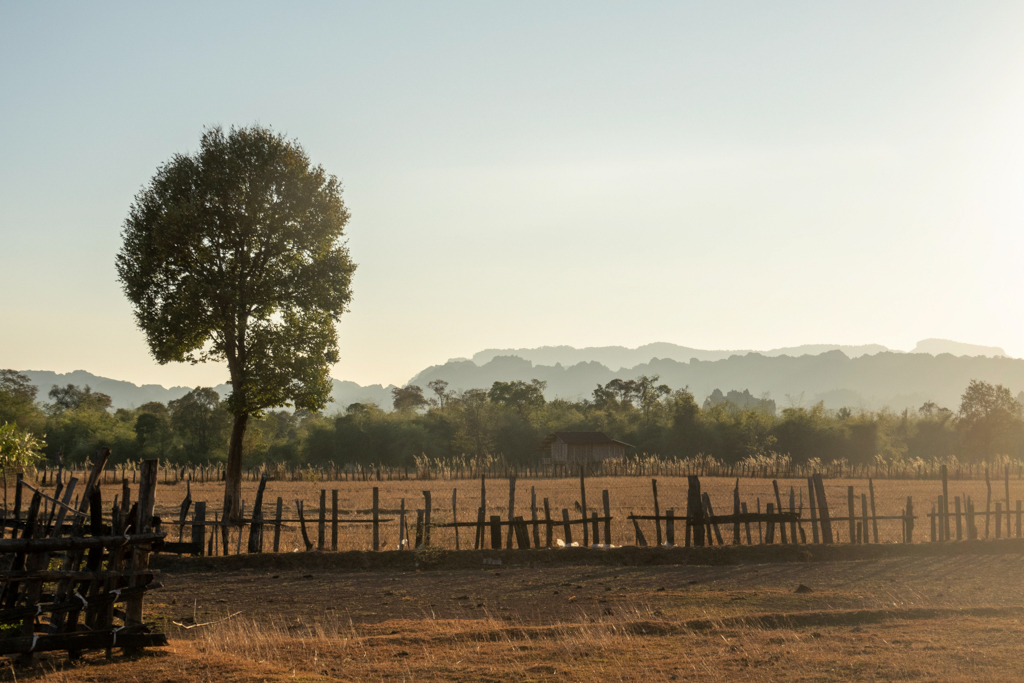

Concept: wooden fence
[[0, 451, 166, 662], [145, 463, 1024, 556]]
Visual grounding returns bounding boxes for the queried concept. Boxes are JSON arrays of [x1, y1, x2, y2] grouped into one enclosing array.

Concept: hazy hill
[[470, 342, 889, 369], [471, 339, 1005, 369], [19, 370, 395, 413], [411, 350, 1024, 411], [16, 339, 1013, 413]]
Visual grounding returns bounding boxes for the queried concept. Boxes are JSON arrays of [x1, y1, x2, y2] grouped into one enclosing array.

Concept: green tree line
[[2, 369, 1023, 470]]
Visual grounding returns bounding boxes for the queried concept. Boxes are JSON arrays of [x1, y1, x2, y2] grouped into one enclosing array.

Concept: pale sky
[[2, 2, 1024, 389]]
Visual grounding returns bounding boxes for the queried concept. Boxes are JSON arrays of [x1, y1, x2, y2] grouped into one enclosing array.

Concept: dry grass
[[7, 552, 1024, 681]]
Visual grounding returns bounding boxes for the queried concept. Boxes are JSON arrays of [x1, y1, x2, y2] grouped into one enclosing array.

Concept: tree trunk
[[224, 412, 248, 523]]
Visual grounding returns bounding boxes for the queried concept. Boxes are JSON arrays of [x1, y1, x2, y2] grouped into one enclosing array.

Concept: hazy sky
[[2, 2, 1024, 389]]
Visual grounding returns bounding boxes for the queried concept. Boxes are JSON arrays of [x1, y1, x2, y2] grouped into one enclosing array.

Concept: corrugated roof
[[540, 431, 634, 448], [552, 431, 616, 444]]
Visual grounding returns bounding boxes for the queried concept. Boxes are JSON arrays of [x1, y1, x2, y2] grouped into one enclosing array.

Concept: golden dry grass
[[8, 552, 1024, 682]]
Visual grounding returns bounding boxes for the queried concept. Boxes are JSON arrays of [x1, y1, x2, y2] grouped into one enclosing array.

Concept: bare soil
[[6, 545, 1024, 681]]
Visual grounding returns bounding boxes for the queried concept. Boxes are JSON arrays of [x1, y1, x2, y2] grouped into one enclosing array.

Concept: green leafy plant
[[0, 421, 46, 470]]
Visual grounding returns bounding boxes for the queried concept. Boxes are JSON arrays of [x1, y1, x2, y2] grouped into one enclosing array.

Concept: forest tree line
[[2, 369, 1023, 470]]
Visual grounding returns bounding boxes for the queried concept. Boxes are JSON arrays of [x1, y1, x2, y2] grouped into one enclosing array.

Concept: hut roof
[[540, 431, 633, 449]]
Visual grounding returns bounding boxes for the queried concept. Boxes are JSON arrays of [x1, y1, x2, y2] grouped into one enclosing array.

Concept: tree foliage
[[116, 125, 356, 517], [5, 374, 1024, 471]]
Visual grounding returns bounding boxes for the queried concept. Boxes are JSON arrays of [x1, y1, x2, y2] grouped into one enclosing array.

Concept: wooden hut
[[540, 431, 630, 467]]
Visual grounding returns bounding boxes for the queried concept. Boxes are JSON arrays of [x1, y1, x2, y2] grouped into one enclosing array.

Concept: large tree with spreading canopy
[[117, 124, 355, 520]]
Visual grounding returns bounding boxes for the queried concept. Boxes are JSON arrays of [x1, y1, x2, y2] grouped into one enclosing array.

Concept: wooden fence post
[[476, 475, 487, 550], [489, 515, 501, 549], [506, 477, 516, 549], [531, 487, 540, 548], [732, 479, 741, 545], [954, 496, 963, 541], [807, 478, 819, 544], [126, 459, 157, 641], [812, 474, 833, 544], [985, 467, 992, 539], [941, 465, 950, 542], [331, 490, 339, 551], [296, 500, 313, 551], [561, 509, 572, 546], [651, 478, 662, 547], [247, 473, 268, 553], [272, 497, 283, 553], [602, 489, 611, 546], [193, 501, 206, 556], [372, 487, 380, 551], [773, 480, 787, 544], [579, 469, 588, 548], [687, 475, 704, 547], [847, 486, 856, 544], [452, 488, 460, 551], [741, 502, 751, 544], [544, 497, 553, 548], [789, 487, 798, 544], [422, 490, 432, 548], [400, 498, 407, 550]]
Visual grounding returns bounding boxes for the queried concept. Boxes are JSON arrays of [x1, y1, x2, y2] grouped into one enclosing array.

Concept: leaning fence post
[[296, 499, 313, 551], [812, 473, 833, 544], [247, 473, 268, 553]]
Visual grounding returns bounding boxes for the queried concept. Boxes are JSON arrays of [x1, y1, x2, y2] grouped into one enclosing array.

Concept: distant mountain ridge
[[471, 339, 1006, 370], [19, 370, 395, 413], [411, 349, 1024, 412], [15, 338, 1012, 413]]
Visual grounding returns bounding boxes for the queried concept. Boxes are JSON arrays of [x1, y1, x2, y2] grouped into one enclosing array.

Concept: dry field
[[15, 473, 1023, 552], [5, 550, 1024, 681]]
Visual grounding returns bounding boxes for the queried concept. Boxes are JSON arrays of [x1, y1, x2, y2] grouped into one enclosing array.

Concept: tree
[[47, 384, 112, 413], [956, 379, 1023, 460], [116, 125, 356, 519], [0, 370, 43, 431], [168, 388, 230, 461], [427, 379, 454, 409], [391, 385, 427, 412], [134, 402, 173, 459], [488, 379, 546, 417]]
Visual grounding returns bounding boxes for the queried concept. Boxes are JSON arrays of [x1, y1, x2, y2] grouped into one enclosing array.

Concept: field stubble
[[9, 553, 1024, 682]]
